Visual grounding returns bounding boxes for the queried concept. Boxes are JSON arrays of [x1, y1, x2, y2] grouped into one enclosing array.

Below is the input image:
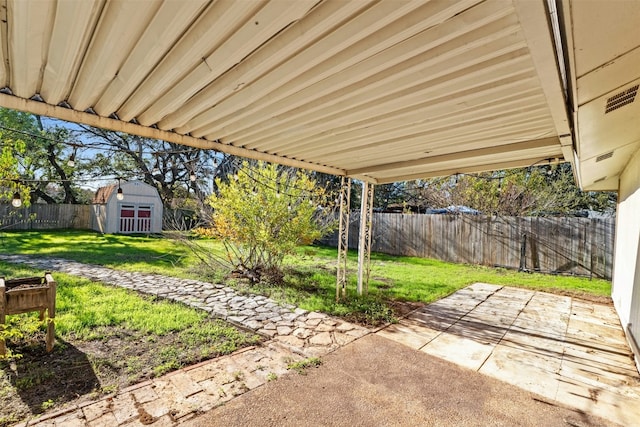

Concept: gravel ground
[[184, 334, 614, 427]]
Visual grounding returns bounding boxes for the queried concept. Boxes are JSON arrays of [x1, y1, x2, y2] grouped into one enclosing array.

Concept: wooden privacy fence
[[0, 205, 616, 279], [321, 213, 615, 280], [0, 204, 91, 230]]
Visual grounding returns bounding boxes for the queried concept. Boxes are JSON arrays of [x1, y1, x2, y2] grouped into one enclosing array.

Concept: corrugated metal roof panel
[[0, 0, 572, 184]]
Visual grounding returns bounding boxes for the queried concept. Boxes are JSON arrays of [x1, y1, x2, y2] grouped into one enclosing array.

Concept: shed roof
[[93, 181, 161, 204], [92, 184, 116, 204]]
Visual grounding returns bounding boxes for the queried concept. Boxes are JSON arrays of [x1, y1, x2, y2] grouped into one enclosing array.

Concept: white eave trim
[[513, 0, 572, 143]]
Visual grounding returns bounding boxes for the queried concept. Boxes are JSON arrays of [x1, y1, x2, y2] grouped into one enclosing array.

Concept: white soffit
[[562, 0, 640, 191], [0, 0, 569, 183]]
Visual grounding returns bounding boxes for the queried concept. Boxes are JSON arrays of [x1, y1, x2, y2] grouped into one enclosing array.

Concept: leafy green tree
[[75, 125, 220, 210], [374, 182, 407, 210], [0, 108, 83, 204], [0, 131, 30, 207], [200, 161, 336, 282], [542, 163, 616, 214], [411, 164, 615, 216]]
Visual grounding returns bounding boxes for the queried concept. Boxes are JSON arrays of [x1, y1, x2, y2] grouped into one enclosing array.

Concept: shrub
[[198, 161, 336, 282]]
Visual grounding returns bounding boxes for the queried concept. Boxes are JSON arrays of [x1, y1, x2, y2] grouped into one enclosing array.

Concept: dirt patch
[[537, 287, 613, 305], [0, 321, 260, 427], [386, 299, 426, 317], [339, 299, 426, 328]]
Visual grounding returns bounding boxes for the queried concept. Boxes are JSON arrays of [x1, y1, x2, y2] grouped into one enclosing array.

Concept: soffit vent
[[594, 176, 607, 183], [605, 84, 638, 114], [595, 151, 613, 162]]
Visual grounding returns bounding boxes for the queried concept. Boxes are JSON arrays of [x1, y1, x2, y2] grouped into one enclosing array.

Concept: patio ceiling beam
[[291, 99, 552, 164], [0, 93, 345, 177], [374, 156, 561, 185], [324, 118, 553, 168], [348, 137, 560, 175]]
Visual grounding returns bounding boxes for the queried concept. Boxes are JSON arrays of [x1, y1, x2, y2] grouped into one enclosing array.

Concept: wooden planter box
[[0, 273, 56, 355]]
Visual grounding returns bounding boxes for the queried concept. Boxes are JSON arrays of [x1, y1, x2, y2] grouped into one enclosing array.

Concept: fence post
[[519, 233, 527, 272], [590, 238, 596, 280]]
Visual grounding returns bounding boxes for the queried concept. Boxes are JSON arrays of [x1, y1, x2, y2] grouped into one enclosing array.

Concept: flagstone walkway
[[4, 255, 640, 426], [0, 254, 368, 426], [0, 254, 368, 357]]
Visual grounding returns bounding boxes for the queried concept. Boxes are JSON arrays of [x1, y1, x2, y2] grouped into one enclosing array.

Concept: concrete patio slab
[[479, 344, 562, 400], [375, 318, 440, 349], [555, 378, 640, 427], [562, 342, 639, 377], [559, 358, 639, 393], [567, 319, 629, 351], [462, 306, 521, 328], [421, 332, 496, 371], [408, 308, 462, 330], [499, 327, 566, 358], [445, 318, 508, 344], [184, 334, 612, 427], [378, 284, 640, 426]]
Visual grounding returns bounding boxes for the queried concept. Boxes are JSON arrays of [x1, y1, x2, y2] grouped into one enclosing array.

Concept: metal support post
[[336, 177, 351, 301], [357, 181, 375, 295]]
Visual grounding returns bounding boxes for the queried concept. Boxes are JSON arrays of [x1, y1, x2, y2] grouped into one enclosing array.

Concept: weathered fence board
[[321, 213, 615, 280], [1, 205, 616, 279], [0, 204, 91, 230]]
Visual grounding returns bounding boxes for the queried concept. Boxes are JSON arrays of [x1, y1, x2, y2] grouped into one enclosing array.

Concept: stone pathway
[[7, 254, 639, 426], [14, 343, 303, 427], [0, 254, 368, 357], [0, 254, 369, 426]]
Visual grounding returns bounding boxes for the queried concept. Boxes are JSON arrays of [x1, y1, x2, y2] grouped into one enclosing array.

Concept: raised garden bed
[[0, 273, 56, 355]]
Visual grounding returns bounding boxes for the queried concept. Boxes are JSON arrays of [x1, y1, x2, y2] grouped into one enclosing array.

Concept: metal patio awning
[[0, 0, 571, 184], [0, 0, 636, 189]]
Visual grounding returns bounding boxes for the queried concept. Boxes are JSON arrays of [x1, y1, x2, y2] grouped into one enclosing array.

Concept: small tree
[[197, 161, 335, 282]]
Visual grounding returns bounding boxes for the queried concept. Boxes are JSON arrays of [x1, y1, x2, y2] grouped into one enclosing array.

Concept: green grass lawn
[[0, 260, 259, 426], [0, 229, 611, 324], [0, 230, 208, 277], [0, 229, 615, 424]]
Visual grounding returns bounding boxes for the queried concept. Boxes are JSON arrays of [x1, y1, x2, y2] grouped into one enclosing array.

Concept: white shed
[[90, 181, 163, 234]]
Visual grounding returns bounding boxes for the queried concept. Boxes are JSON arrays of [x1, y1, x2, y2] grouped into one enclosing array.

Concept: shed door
[[119, 205, 136, 233], [137, 205, 152, 232], [119, 204, 153, 233]]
